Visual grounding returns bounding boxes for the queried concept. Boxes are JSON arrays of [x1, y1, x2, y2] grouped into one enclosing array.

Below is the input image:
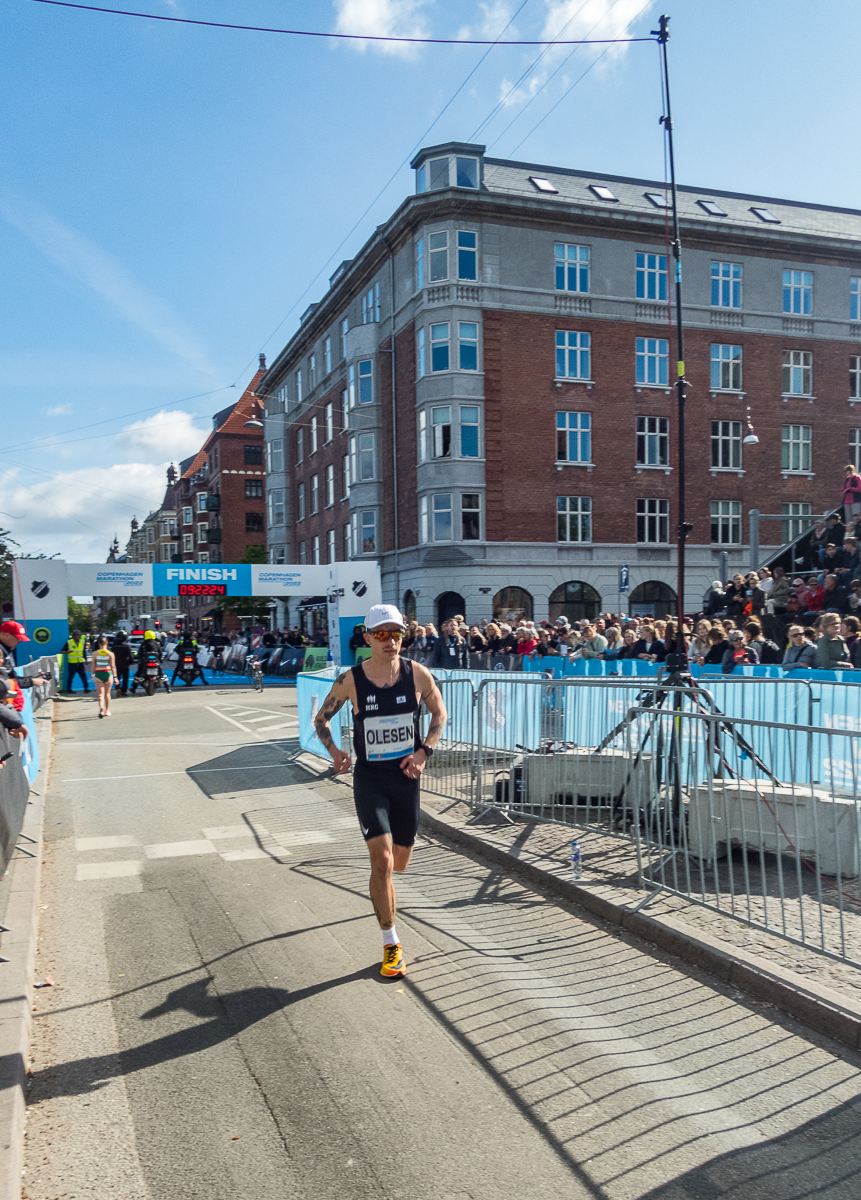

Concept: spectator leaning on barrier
[[602, 626, 623, 660], [816, 614, 854, 670], [579, 625, 607, 659], [699, 626, 729, 666], [722, 629, 760, 673], [0, 621, 49, 697], [782, 625, 817, 670], [0, 679, 27, 739]]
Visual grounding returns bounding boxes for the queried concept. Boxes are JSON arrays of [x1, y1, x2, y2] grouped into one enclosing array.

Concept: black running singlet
[[351, 659, 421, 770]]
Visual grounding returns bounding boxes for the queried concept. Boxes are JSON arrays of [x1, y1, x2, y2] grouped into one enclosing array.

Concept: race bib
[[363, 712, 416, 762]]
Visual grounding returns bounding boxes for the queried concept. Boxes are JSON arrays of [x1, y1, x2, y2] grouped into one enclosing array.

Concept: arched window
[[629, 580, 677, 617], [436, 591, 465, 625], [492, 587, 533, 623], [549, 580, 601, 623], [403, 590, 417, 622]]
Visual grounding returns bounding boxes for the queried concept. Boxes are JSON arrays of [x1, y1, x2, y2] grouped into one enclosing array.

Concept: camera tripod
[[595, 656, 778, 840]]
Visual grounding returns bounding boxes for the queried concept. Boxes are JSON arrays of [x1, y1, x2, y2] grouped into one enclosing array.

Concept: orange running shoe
[[381, 943, 406, 977]]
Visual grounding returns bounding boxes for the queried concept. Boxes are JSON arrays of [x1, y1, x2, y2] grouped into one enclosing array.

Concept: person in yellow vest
[[62, 628, 90, 693]]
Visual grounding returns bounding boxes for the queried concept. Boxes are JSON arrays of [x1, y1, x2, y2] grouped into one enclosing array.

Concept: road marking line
[[144, 840, 217, 859], [203, 825, 265, 841], [206, 706, 265, 740], [76, 861, 143, 881], [63, 764, 290, 782], [220, 846, 290, 861], [244, 714, 292, 724], [76, 836, 139, 851], [254, 722, 299, 734]]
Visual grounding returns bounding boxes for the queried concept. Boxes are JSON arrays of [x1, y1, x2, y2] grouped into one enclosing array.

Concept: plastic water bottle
[[570, 838, 583, 881]]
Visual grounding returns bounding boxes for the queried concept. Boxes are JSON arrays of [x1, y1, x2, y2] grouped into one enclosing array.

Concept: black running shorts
[[353, 764, 420, 846]]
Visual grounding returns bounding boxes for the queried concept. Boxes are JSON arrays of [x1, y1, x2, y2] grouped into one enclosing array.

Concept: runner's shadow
[[28, 967, 375, 1101]]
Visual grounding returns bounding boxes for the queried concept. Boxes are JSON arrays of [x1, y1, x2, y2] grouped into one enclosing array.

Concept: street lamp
[[742, 405, 760, 445]]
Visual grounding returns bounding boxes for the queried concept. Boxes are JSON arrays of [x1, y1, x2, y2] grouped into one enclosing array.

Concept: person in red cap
[[0, 620, 50, 696]]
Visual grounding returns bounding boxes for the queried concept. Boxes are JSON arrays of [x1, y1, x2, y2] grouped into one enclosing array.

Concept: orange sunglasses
[[370, 629, 404, 642]]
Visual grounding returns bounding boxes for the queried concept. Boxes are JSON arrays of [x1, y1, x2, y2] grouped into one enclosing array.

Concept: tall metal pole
[[654, 14, 690, 623]]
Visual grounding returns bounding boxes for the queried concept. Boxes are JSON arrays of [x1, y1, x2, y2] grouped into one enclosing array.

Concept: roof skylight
[[644, 192, 670, 208], [529, 176, 558, 194], [589, 184, 618, 201], [751, 206, 780, 224], [698, 199, 727, 216]]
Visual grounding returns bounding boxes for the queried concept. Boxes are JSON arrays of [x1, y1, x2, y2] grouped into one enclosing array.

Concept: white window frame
[[340, 317, 348, 360], [555, 330, 591, 380], [310, 474, 319, 514], [783, 269, 813, 316], [296, 428, 304, 463], [196, 492, 207, 513], [324, 336, 332, 375], [430, 324, 450, 373], [310, 415, 318, 454], [416, 237, 424, 288], [635, 337, 669, 387], [299, 541, 306, 565], [710, 344, 743, 391], [325, 402, 333, 443], [461, 493, 481, 541], [851, 356, 861, 399], [313, 535, 320, 565], [459, 405, 480, 458], [429, 231, 448, 282], [325, 464, 334, 508], [344, 522, 352, 560], [457, 230, 477, 281], [417, 327, 426, 377], [782, 501, 812, 543], [851, 429, 861, 471], [710, 500, 742, 545], [267, 438, 284, 473], [198, 551, 209, 564], [783, 349, 813, 396], [418, 409, 427, 463], [710, 420, 742, 471], [197, 521, 208, 543], [432, 493, 453, 542], [554, 243, 590, 294], [419, 496, 429, 544], [297, 482, 305, 522], [268, 488, 286, 526], [362, 282, 380, 324], [309, 353, 316, 389], [556, 411, 592, 465], [458, 322, 479, 371], [327, 528, 336, 563], [557, 495, 592, 543], [711, 261, 742, 309], [342, 453, 350, 497], [182, 533, 193, 552], [637, 498, 670, 544], [182, 507, 192, 525], [781, 424, 813, 473], [635, 252, 667, 301], [852, 278, 861, 322], [353, 510, 377, 555], [636, 416, 670, 468], [296, 368, 302, 405]]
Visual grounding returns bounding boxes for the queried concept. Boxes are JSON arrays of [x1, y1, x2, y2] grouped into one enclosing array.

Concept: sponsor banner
[[12, 560, 68, 621], [251, 565, 327, 597], [66, 563, 153, 595]]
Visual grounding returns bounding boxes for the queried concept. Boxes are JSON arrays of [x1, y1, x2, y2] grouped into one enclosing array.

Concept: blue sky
[[3, 0, 861, 561]]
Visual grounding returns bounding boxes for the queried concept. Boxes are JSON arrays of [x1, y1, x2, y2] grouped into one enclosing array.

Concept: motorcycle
[[144, 655, 161, 697], [176, 651, 199, 686]]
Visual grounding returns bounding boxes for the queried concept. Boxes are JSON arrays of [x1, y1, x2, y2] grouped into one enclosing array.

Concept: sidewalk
[[412, 786, 861, 1051], [0, 702, 52, 1200]]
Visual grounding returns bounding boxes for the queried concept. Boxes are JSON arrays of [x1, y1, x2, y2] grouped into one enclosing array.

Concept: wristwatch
[[420, 743, 434, 758]]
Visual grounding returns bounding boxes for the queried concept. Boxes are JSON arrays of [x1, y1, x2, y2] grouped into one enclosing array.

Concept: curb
[[418, 806, 861, 1054], [0, 702, 53, 1200]]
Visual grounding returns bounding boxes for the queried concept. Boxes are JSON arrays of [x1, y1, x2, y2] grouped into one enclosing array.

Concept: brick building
[[114, 365, 267, 631], [260, 142, 861, 625]]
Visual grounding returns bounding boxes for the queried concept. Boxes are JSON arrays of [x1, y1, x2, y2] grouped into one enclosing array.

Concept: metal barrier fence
[[295, 667, 861, 968], [624, 709, 861, 967]]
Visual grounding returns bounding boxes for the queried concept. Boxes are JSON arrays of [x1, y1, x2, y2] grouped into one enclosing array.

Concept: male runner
[[314, 603, 447, 977]]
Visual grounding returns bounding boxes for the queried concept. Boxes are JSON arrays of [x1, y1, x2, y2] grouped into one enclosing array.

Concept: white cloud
[[0, 193, 220, 385], [113, 410, 209, 465], [333, 0, 432, 58], [498, 0, 653, 110], [456, 1, 519, 41], [1, 462, 172, 563], [46, 404, 72, 416]]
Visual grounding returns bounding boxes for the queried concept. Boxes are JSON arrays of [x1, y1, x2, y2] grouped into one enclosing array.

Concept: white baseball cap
[[364, 603, 406, 631]]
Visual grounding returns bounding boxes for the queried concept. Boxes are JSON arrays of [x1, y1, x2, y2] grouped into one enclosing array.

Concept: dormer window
[[417, 154, 479, 193], [589, 184, 618, 202]]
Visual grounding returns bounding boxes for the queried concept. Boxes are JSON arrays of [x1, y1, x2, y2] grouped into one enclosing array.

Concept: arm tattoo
[[314, 687, 347, 753]]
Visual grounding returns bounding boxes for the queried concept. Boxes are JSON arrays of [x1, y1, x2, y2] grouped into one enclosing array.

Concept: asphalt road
[[24, 684, 861, 1200]]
